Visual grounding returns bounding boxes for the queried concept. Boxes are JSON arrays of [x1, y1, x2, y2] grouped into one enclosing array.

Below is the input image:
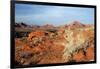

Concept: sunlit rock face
[[62, 28, 94, 62], [15, 22, 95, 66]]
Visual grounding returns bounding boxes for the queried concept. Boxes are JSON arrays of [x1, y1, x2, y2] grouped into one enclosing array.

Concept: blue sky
[[15, 4, 94, 26]]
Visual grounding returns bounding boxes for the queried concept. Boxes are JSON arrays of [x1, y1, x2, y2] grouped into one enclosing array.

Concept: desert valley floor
[[15, 21, 95, 66]]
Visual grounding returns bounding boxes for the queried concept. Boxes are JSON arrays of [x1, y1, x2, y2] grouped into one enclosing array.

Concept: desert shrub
[[20, 37, 27, 43]]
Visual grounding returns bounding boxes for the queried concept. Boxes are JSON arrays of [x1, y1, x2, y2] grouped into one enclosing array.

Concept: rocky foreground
[[15, 22, 95, 66]]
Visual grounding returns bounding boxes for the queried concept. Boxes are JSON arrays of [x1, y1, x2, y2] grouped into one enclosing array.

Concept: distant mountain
[[31, 25, 40, 28], [68, 21, 85, 27], [63, 21, 93, 29], [40, 24, 55, 30], [15, 23, 31, 28], [15, 21, 94, 29]]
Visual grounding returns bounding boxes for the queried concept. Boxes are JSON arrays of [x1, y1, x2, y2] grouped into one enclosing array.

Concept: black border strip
[[11, 1, 97, 69], [15, 1, 96, 8], [11, 1, 15, 68], [94, 5, 97, 63]]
